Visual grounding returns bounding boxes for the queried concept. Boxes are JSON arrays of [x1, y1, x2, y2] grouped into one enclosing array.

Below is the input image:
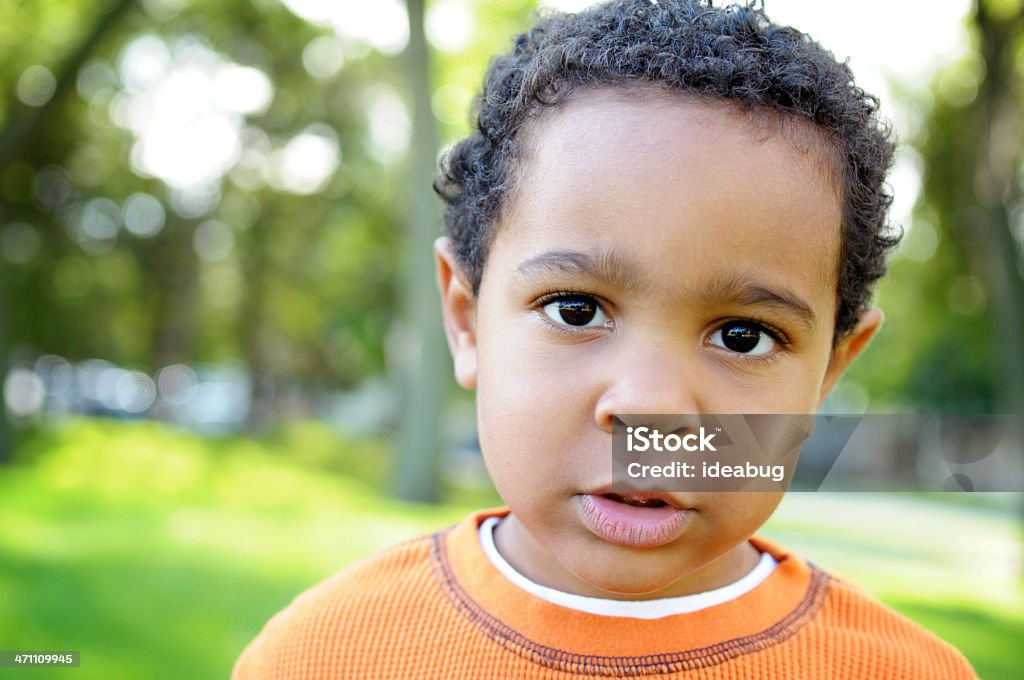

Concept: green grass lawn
[[0, 419, 1021, 679]]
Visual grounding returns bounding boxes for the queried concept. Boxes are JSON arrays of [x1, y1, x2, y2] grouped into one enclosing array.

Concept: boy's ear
[[434, 236, 478, 390], [817, 307, 884, 408]]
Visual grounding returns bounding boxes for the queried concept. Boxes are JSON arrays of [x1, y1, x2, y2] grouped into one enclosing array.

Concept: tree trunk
[[970, 0, 1024, 417], [0, 264, 11, 463], [240, 208, 274, 432], [391, 0, 446, 502]]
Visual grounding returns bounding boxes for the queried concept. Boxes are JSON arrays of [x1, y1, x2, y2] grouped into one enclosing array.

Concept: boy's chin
[[562, 555, 704, 600], [554, 535, 761, 600]]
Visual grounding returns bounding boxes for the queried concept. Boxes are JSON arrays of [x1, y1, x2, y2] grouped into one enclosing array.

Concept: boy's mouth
[[577, 493, 690, 549], [601, 493, 668, 509]]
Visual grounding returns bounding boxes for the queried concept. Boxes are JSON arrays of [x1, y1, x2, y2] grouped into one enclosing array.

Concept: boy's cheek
[[477, 357, 599, 482]]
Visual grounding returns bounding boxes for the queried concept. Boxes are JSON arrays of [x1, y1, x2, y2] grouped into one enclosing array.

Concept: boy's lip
[[575, 493, 692, 549]]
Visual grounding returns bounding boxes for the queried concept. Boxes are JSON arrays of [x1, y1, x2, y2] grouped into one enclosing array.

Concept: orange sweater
[[233, 507, 977, 679]]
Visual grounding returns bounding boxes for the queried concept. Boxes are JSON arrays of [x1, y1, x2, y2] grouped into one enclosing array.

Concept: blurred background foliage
[[851, 0, 1024, 414], [0, 0, 1022, 678]]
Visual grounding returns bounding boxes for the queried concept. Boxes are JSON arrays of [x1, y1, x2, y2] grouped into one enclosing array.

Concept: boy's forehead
[[495, 87, 843, 308], [516, 86, 843, 207]]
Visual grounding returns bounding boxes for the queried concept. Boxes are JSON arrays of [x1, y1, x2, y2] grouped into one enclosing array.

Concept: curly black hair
[[434, 0, 898, 341]]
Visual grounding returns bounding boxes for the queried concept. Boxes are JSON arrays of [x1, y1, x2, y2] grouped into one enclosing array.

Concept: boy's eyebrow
[[699, 273, 817, 330], [514, 248, 646, 292]]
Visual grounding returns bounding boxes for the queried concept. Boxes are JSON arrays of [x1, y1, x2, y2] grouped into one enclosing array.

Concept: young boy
[[234, 1, 977, 677]]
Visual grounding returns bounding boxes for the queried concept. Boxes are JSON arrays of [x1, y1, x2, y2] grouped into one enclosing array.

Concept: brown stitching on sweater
[[429, 527, 831, 676]]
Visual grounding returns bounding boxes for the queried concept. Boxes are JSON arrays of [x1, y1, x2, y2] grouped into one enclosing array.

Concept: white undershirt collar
[[478, 515, 777, 619]]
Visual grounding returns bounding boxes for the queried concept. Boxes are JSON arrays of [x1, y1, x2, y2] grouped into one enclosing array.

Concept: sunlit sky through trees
[[87, 0, 974, 248]]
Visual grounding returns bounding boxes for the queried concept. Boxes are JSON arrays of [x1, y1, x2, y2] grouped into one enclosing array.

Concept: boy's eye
[[541, 295, 608, 328], [709, 321, 777, 356]]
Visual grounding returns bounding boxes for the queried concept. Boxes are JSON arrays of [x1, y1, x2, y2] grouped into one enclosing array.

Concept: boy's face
[[437, 89, 882, 597]]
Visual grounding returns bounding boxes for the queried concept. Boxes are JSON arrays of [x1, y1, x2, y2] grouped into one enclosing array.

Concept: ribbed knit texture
[[233, 508, 977, 679]]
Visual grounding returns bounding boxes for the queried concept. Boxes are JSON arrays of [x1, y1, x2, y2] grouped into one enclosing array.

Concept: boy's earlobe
[[818, 307, 884, 408], [434, 237, 478, 389]]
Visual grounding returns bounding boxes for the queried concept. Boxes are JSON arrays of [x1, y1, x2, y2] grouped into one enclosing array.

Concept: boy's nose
[[593, 344, 702, 433]]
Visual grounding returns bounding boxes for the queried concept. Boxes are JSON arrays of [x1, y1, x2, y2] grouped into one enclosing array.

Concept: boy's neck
[[493, 512, 762, 601]]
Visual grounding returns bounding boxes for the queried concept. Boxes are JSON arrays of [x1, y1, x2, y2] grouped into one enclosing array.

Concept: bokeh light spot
[[426, 0, 475, 53], [4, 368, 45, 417], [365, 88, 410, 164], [123, 192, 166, 237], [157, 364, 199, 405], [17, 65, 57, 107], [116, 371, 158, 413], [270, 124, 340, 194], [2, 222, 42, 264], [193, 219, 235, 261], [302, 36, 345, 80]]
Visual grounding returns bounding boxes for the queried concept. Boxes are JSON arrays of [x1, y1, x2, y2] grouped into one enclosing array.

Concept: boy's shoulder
[[231, 524, 451, 679], [755, 536, 976, 679], [819, 581, 976, 677]]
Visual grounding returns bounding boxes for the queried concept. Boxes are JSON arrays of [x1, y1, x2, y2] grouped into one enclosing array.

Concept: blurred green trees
[[0, 1, 535, 462], [912, 0, 1023, 415], [2, 0, 410, 382], [834, 0, 1023, 416], [0, 0, 1021, 453]]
